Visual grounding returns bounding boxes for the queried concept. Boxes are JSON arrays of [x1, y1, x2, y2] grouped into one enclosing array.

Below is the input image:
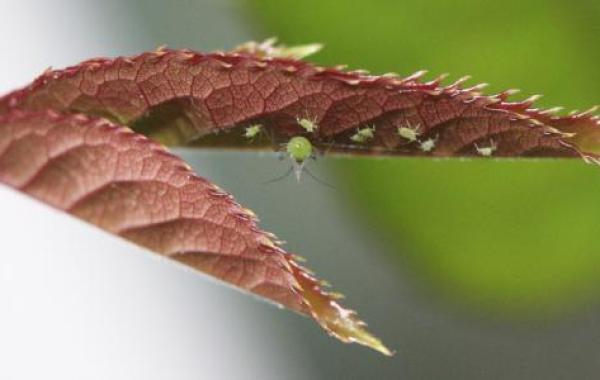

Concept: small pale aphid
[[244, 124, 262, 140], [350, 125, 376, 143], [397, 122, 421, 142], [296, 117, 318, 133], [475, 140, 497, 157], [419, 136, 437, 152]]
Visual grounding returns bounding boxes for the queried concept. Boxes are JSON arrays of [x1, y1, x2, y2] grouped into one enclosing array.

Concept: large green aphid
[[287, 136, 313, 162], [267, 135, 331, 186], [286, 136, 314, 182]]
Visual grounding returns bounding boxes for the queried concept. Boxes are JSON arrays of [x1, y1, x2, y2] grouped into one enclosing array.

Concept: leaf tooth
[[429, 72, 449, 86], [342, 78, 362, 86], [179, 51, 196, 60], [523, 94, 543, 106], [239, 206, 257, 219], [287, 258, 393, 356], [503, 88, 521, 96], [539, 106, 564, 115], [495, 88, 521, 101], [469, 82, 489, 91], [349, 69, 371, 75], [401, 69, 428, 83], [292, 254, 307, 263], [154, 45, 168, 55], [449, 75, 472, 88], [327, 291, 346, 300], [577, 105, 599, 117], [217, 60, 233, 69]]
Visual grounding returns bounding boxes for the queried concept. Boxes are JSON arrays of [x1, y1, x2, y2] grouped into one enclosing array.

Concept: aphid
[[244, 124, 263, 140], [397, 121, 421, 142], [296, 117, 318, 133], [267, 136, 333, 186], [475, 139, 497, 157], [350, 125, 376, 143], [419, 135, 438, 152], [287, 136, 313, 165], [267, 136, 312, 182]]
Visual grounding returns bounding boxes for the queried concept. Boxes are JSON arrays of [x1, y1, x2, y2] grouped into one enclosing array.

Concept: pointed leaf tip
[[288, 258, 393, 356]]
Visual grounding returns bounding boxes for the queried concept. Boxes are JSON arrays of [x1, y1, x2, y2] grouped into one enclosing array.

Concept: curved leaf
[[0, 109, 390, 356], [0, 42, 597, 160]]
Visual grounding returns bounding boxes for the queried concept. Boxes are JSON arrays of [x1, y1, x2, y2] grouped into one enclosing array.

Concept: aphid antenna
[[263, 161, 335, 189], [263, 166, 294, 184], [302, 166, 336, 190]]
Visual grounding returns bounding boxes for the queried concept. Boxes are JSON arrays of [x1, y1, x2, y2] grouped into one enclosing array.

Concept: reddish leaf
[[1, 43, 597, 160], [1, 41, 598, 356], [0, 109, 391, 356]]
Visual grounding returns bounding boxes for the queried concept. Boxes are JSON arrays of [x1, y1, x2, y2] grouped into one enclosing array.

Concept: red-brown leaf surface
[[0, 41, 598, 356], [1, 42, 597, 159], [0, 108, 391, 355]]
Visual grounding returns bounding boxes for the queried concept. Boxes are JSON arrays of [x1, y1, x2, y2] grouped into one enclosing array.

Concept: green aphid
[[287, 136, 313, 163], [350, 126, 376, 143], [296, 117, 318, 133], [286, 136, 314, 181], [244, 124, 263, 140], [397, 122, 421, 142]]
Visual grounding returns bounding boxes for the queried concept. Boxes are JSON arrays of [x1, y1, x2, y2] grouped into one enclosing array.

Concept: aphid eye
[[286, 136, 313, 163], [296, 117, 318, 133], [397, 122, 421, 142], [244, 124, 263, 139]]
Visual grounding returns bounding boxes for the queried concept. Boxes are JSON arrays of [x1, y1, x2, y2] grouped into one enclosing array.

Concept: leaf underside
[[0, 41, 598, 356]]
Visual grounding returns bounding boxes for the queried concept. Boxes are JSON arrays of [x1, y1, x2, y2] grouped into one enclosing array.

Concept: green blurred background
[[249, 0, 600, 315]]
